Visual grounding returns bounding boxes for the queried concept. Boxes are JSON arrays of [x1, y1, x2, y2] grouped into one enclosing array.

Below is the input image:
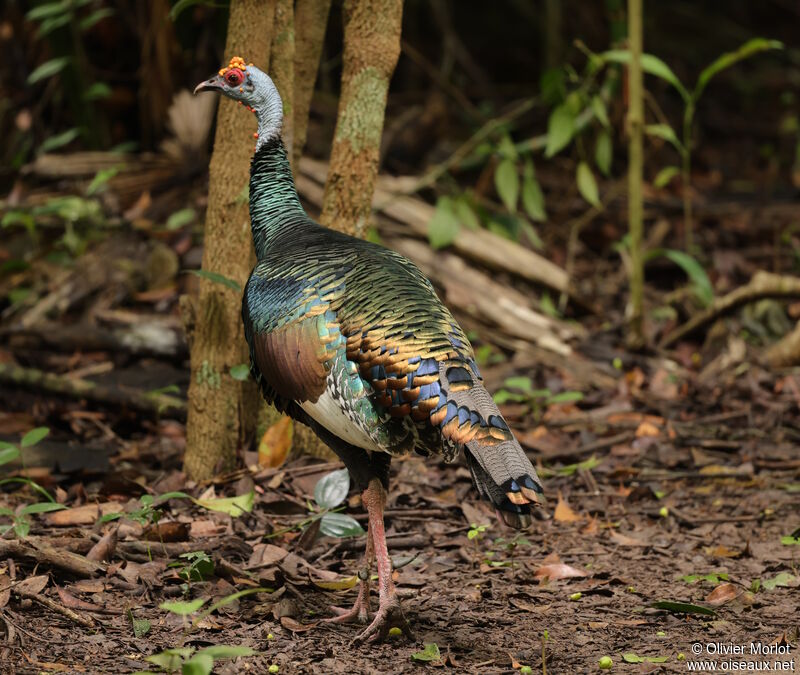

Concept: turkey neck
[[248, 136, 309, 259]]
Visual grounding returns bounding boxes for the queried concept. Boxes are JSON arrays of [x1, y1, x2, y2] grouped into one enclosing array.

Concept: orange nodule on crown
[[218, 55, 249, 77]]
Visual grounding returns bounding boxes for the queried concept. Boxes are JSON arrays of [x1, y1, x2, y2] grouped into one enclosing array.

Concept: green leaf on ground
[[193, 490, 254, 517], [762, 572, 797, 591], [159, 598, 207, 615], [411, 643, 441, 662], [314, 469, 350, 509], [319, 512, 365, 538], [21, 427, 49, 448]]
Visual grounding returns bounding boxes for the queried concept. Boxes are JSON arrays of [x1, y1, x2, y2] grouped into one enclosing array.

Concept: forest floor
[[1, 343, 798, 674], [1, 150, 800, 674]]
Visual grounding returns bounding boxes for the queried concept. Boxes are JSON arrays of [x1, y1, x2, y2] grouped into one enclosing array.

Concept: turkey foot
[[324, 568, 371, 624], [352, 595, 413, 644], [351, 479, 414, 644]]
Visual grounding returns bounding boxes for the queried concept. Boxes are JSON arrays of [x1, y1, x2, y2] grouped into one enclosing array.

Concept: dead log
[[0, 363, 186, 420], [0, 539, 102, 578], [297, 157, 576, 299]]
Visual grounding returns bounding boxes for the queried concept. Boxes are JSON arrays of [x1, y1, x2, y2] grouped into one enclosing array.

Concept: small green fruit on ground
[[599, 655, 613, 669], [520, 667, 532, 675], [268, 665, 279, 673]]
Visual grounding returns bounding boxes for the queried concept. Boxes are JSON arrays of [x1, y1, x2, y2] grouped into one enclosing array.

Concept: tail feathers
[[433, 361, 544, 529], [465, 438, 543, 529]]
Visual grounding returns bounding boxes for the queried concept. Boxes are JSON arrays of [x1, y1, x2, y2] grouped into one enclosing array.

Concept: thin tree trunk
[[293, 0, 332, 169], [626, 0, 645, 348], [183, 0, 276, 481], [271, 0, 296, 168], [320, 0, 404, 237]]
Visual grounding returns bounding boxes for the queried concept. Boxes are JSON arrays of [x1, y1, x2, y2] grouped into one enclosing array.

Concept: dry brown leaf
[[190, 519, 226, 538], [461, 501, 492, 527], [258, 416, 293, 468], [589, 621, 609, 629], [534, 562, 588, 581], [705, 545, 741, 559], [540, 551, 561, 565], [635, 421, 661, 438], [87, 524, 118, 562], [609, 530, 649, 547], [46, 502, 123, 526], [705, 582, 740, 606], [554, 491, 582, 523], [509, 597, 551, 613], [16, 574, 48, 596], [141, 521, 189, 543], [247, 543, 289, 569], [280, 616, 318, 632], [581, 516, 600, 535]]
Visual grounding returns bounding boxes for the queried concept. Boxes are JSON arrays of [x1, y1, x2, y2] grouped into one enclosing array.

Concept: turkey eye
[[225, 69, 243, 86]]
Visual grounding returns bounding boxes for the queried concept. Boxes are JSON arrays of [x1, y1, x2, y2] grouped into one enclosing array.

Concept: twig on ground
[[16, 588, 96, 629]]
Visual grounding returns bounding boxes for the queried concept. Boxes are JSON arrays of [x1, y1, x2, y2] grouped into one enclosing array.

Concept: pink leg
[[325, 523, 373, 624], [353, 479, 413, 644]]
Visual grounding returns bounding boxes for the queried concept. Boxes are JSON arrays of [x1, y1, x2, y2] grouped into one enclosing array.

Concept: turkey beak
[[194, 76, 223, 95]]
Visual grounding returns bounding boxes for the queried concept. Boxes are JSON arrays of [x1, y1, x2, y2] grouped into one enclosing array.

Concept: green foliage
[[428, 196, 461, 249], [138, 644, 256, 675], [646, 248, 714, 307], [272, 469, 364, 541], [576, 161, 600, 208], [600, 38, 782, 246], [0, 428, 65, 538], [169, 551, 215, 583], [493, 377, 583, 413], [24, 0, 115, 157], [467, 523, 489, 540], [411, 643, 441, 663]]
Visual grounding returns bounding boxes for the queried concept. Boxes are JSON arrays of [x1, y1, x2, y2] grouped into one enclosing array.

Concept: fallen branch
[[17, 587, 96, 629], [0, 539, 102, 578], [2, 317, 186, 359], [297, 158, 580, 301], [765, 320, 800, 368], [0, 363, 186, 420], [659, 271, 800, 348], [389, 237, 579, 356]]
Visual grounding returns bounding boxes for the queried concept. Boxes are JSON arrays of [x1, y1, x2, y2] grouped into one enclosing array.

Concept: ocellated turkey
[[195, 56, 544, 643]]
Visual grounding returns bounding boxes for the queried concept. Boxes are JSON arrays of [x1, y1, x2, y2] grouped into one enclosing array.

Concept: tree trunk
[[271, 0, 296, 168], [183, 0, 276, 481], [320, 0, 404, 237], [293, 0, 332, 169], [626, 0, 645, 348]]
